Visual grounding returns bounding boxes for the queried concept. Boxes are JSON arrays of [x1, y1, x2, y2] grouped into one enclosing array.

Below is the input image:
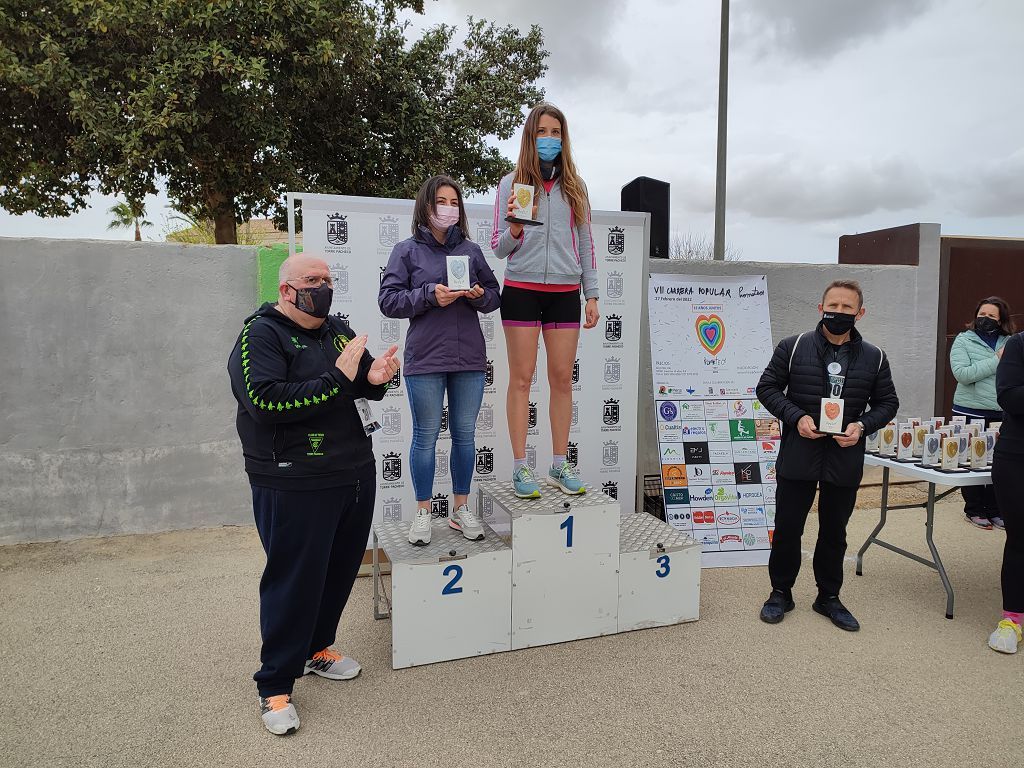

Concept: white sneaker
[[988, 619, 1022, 654], [304, 648, 361, 679], [259, 694, 299, 735], [408, 508, 431, 545], [450, 504, 484, 541]]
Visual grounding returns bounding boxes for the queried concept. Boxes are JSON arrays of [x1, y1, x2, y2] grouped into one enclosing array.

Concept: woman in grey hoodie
[[490, 103, 600, 499]]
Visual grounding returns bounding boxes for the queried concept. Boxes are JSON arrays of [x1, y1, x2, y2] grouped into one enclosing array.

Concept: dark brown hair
[[821, 279, 864, 309], [513, 103, 590, 224], [967, 296, 1015, 335], [411, 175, 469, 238]]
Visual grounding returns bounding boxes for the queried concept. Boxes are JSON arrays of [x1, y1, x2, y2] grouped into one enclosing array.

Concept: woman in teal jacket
[[950, 296, 1014, 528]]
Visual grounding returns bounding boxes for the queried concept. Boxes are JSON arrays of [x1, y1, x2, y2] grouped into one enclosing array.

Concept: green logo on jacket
[[307, 433, 325, 456]]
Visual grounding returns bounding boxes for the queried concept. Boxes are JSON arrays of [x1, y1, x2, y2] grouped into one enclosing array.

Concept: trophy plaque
[[816, 397, 845, 436], [970, 436, 988, 470], [879, 423, 897, 456], [920, 433, 941, 467], [506, 183, 543, 227], [865, 431, 880, 454], [446, 254, 471, 291], [912, 425, 929, 458], [939, 436, 968, 473], [896, 424, 916, 462]]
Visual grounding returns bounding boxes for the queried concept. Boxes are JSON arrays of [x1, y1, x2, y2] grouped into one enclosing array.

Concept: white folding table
[[856, 454, 992, 619]]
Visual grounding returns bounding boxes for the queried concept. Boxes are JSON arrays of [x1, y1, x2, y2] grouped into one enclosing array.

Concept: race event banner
[[648, 274, 777, 568], [291, 193, 647, 546]]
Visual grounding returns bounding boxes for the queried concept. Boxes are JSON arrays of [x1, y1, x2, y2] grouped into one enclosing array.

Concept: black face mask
[[821, 311, 857, 336], [288, 282, 333, 318], [974, 316, 1000, 336]]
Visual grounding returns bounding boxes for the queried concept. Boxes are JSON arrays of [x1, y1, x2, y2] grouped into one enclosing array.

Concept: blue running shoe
[[512, 465, 542, 498], [547, 461, 586, 495]]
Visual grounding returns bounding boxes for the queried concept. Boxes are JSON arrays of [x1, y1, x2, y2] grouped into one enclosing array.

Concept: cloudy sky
[[2, 0, 1021, 262]]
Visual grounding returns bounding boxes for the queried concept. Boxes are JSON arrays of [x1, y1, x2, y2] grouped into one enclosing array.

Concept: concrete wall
[[0, 238, 259, 543], [636, 256, 939, 480], [0, 236, 940, 543]]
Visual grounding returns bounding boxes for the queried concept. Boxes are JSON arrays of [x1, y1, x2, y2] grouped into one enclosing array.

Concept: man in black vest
[[755, 280, 898, 631]]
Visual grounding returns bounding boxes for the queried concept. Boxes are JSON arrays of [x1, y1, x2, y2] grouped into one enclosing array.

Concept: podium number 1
[[442, 564, 463, 595], [655, 555, 671, 578], [560, 515, 574, 548]]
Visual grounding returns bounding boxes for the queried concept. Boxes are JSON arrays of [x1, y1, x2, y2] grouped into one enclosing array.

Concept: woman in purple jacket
[[379, 176, 501, 546]]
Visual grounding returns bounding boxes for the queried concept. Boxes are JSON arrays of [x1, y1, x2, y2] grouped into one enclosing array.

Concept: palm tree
[[107, 201, 152, 241]]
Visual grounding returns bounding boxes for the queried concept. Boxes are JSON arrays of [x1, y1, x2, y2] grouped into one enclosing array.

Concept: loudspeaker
[[621, 177, 669, 259]]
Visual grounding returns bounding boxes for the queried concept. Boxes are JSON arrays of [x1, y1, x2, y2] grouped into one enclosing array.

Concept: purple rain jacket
[[378, 225, 501, 375]]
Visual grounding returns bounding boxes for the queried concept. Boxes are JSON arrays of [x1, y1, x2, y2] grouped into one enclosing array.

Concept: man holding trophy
[[755, 280, 899, 631]]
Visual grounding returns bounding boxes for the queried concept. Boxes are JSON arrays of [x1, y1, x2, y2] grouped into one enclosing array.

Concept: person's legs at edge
[[447, 370, 486, 538], [405, 373, 445, 544], [542, 323, 585, 493], [990, 457, 1024, 652], [252, 485, 342, 705], [304, 463, 376, 678], [810, 480, 861, 630], [503, 319, 542, 496], [760, 478, 817, 623]]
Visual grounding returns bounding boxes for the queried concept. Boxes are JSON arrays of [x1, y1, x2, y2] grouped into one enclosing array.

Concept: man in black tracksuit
[[755, 280, 898, 631], [228, 255, 399, 735]]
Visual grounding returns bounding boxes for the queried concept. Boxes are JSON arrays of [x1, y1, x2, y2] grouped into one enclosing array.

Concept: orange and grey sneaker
[[303, 647, 362, 680], [259, 694, 299, 735]]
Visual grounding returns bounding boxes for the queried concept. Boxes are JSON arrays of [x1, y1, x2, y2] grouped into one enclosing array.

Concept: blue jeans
[[405, 371, 486, 501]]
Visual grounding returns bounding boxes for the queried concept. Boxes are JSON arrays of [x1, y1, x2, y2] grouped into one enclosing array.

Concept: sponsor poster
[[295, 194, 646, 545], [648, 274, 776, 567]]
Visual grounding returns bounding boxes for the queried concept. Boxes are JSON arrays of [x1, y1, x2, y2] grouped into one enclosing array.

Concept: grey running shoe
[[303, 648, 361, 680], [408, 508, 432, 546], [260, 694, 299, 735], [450, 504, 484, 541]]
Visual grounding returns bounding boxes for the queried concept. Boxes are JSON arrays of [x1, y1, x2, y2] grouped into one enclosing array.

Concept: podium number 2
[[442, 564, 463, 595], [560, 515, 574, 548], [655, 555, 671, 578]]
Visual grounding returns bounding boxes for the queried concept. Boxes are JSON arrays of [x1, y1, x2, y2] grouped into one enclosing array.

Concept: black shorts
[[500, 285, 581, 329]]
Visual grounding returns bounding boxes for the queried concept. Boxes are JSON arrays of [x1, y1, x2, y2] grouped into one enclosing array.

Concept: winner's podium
[[372, 482, 700, 669]]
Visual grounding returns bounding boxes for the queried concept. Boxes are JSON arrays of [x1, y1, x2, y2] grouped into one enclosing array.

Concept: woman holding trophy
[[490, 103, 600, 498], [379, 175, 501, 546]]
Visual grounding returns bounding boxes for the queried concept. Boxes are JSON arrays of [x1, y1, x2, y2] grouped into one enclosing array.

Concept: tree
[[107, 201, 152, 241], [0, 1, 546, 243], [670, 232, 742, 261]]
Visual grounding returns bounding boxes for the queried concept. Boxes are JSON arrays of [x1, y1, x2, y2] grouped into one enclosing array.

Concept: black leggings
[[992, 453, 1024, 613]]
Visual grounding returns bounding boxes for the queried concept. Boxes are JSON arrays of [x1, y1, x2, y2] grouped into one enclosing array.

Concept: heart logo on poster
[[695, 314, 726, 356], [825, 402, 841, 420]]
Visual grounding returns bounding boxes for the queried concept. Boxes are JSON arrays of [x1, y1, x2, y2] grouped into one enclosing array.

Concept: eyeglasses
[[288, 275, 334, 289]]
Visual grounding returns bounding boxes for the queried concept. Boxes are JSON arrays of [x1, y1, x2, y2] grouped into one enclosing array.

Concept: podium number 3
[[560, 515, 574, 548], [655, 555, 671, 578], [442, 564, 463, 595]]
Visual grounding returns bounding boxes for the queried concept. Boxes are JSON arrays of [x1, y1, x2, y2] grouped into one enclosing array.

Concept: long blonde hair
[[513, 103, 589, 224]]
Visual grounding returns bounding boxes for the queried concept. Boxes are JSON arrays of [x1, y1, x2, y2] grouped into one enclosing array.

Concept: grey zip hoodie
[[490, 172, 599, 299]]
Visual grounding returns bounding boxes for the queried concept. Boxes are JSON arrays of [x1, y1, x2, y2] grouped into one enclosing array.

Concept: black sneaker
[[759, 590, 795, 624], [812, 595, 860, 632]]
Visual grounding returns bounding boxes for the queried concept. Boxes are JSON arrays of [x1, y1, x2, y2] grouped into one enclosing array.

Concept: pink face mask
[[429, 204, 460, 231]]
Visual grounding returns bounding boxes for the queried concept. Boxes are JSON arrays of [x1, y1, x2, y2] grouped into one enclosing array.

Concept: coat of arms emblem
[[378, 216, 400, 247], [327, 213, 348, 246], [382, 452, 402, 482], [607, 226, 624, 256]]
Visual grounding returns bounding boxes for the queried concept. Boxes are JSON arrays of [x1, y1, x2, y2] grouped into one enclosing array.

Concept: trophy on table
[[939, 436, 968, 473], [896, 424, 916, 462], [912, 425, 929, 458], [505, 184, 543, 227], [879, 424, 897, 456], [865, 431, 880, 454], [970, 436, 988, 470], [921, 434, 941, 467]]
